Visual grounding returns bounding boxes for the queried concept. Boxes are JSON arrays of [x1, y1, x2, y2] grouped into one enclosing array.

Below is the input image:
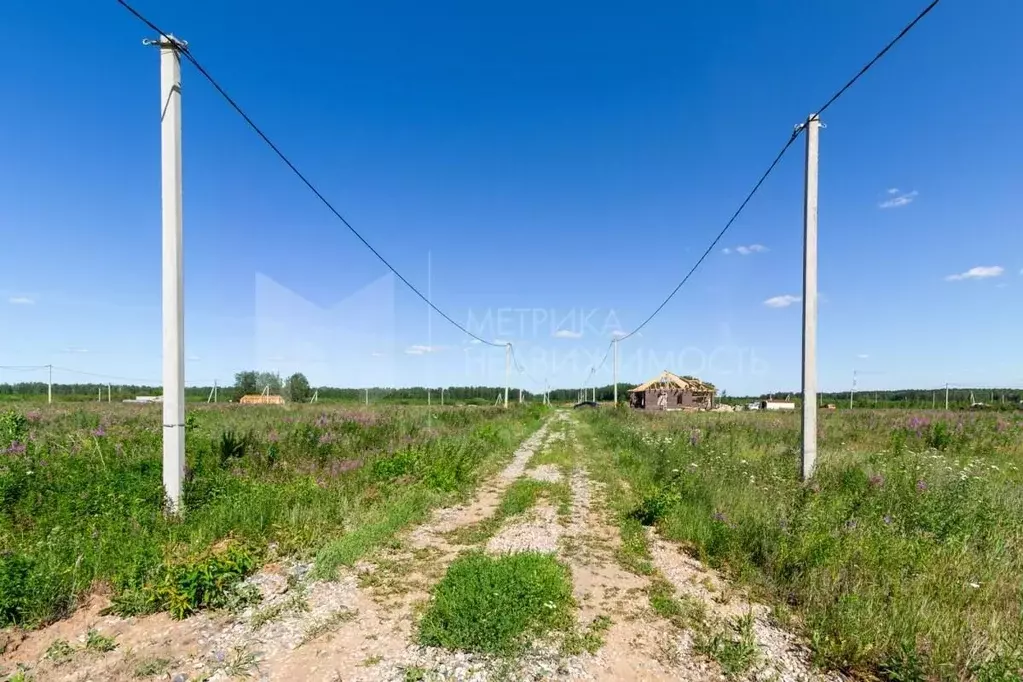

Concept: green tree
[[233, 371, 259, 401], [255, 371, 282, 394], [285, 372, 312, 403]]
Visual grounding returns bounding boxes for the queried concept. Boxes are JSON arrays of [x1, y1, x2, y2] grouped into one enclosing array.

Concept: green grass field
[[582, 408, 1023, 681], [0, 402, 545, 626]]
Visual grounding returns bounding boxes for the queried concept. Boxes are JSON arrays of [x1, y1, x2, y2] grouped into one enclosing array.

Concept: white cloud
[[553, 329, 582, 339], [763, 295, 801, 308], [371, 351, 386, 357], [611, 330, 628, 339], [187, 355, 201, 362], [404, 344, 443, 355], [723, 244, 768, 256], [62, 347, 88, 354], [856, 353, 870, 360], [8, 296, 34, 305], [879, 190, 918, 209], [492, 339, 510, 346], [887, 187, 900, 195], [945, 265, 1004, 281], [468, 339, 482, 345]]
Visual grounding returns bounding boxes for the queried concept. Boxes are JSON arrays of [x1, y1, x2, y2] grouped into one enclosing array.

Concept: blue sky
[[1, 0, 1021, 395]]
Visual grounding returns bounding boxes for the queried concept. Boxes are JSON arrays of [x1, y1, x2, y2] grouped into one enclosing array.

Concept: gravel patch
[[526, 463, 564, 483], [566, 468, 591, 535], [486, 503, 563, 554], [393, 643, 595, 682], [496, 424, 552, 483]]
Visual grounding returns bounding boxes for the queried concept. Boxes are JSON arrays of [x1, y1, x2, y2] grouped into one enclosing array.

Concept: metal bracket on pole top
[[143, 35, 188, 49], [794, 114, 826, 136]]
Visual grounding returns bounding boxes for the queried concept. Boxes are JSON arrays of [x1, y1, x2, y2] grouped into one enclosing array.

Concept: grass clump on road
[[418, 551, 574, 654]]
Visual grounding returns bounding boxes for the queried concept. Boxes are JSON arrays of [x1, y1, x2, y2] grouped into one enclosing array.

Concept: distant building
[[758, 400, 796, 411], [239, 394, 285, 405], [628, 370, 716, 411], [123, 396, 161, 404]]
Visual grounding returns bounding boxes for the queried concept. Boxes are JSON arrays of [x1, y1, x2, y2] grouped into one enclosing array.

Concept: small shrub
[[133, 656, 171, 678], [44, 638, 75, 665], [85, 628, 118, 653], [217, 430, 250, 464], [628, 487, 679, 526], [695, 612, 759, 678], [0, 409, 28, 446], [114, 542, 258, 620]]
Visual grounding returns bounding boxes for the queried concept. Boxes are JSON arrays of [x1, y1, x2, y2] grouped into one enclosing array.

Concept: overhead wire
[[115, 0, 502, 348], [581, 340, 614, 389], [51, 366, 162, 384], [616, 0, 942, 342], [508, 345, 544, 389]]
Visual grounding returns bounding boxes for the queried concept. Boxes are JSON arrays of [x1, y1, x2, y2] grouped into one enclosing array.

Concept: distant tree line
[[2, 374, 1020, 409]]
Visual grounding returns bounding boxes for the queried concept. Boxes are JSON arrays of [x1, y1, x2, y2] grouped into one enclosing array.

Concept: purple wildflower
[[869, 473, 885, 489], [267, 429, 280, 443], [4, 441, 26, 455], [907, 416, 930, 436], [318, 433, 334, 445], [712, 511, 728, 524], [25, 411, 42, 423], [315, 415, 330, 428], [916, 479, 928, 493], [883, 515, 892, 525], [689, 429, 702, 446], [92, 427, 106, 438], [845, 518, 858, 531]]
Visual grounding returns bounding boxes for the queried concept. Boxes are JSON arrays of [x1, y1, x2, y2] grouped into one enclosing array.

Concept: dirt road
[[2, 412, 834, 682]]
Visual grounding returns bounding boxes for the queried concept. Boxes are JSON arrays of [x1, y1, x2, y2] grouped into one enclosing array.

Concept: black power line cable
[[618, 0, 942, 342], [115, 0, 501, 348]]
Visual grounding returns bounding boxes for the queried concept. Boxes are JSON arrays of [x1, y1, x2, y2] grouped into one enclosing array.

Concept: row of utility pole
[[145, 14, 815, 515]]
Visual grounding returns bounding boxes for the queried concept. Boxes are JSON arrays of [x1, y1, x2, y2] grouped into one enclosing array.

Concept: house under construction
[[239, 394, 285, 405], [627, 370, 715, 411]]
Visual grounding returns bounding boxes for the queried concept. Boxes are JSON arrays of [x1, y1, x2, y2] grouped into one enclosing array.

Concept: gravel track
[[2, 411, 840, 682]]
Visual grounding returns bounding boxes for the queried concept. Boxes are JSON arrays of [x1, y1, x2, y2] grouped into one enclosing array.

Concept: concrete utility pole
[[849, 369, 856, 409], [945, 383, 949, 410], [107, 384, 112, 403], [932, 391, 935, 409], [365, 388, 369, 405], [153, 33, 186, 514], [47, 365, 52, 405], [504, 344, 510, 408], [428, 389, 431, 407], [440, 387, 445, 406], [800, 114, 820, 481], [612, 339, 618, 407]]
